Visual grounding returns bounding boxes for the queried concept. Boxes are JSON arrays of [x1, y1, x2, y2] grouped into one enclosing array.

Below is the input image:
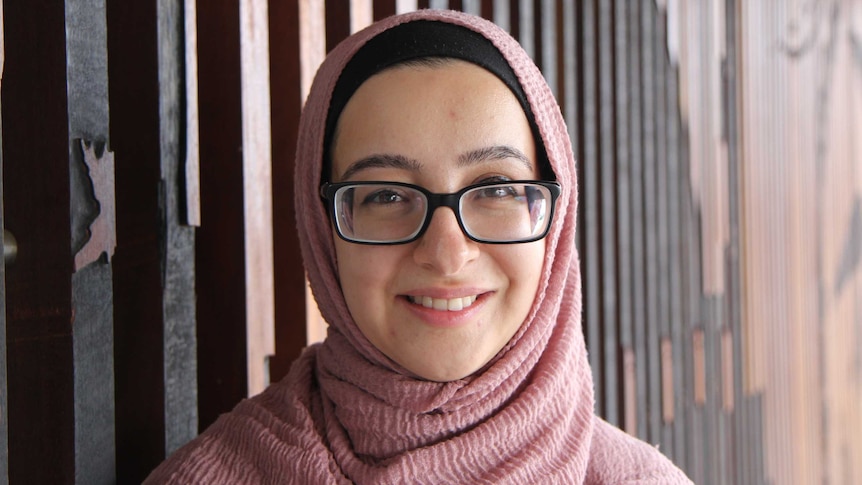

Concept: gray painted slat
[[641, 0, 663, 445], [72, 265, 116, 484], [613, 0, 633, 433], [158, 0, 198, 454], [628, 0, 649, 442], [704, 297, 722, 485], [492, 0, 510, 33], [65, 0, 116, 481], [614, 0, 631, 351], [654, 7, 674, 460], [581, 0, 603, 416], [540, 0, 556, 97], [562, 1, 577, 155], [723, 0, 746, 482], [598, 0, 618, 427], [518, 0, 534, 60], [461, 0, 481, 16], [666, 43, 687, 471]]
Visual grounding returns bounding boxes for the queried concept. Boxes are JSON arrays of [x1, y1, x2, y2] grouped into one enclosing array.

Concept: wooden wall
[[0, 0, 859, 483]]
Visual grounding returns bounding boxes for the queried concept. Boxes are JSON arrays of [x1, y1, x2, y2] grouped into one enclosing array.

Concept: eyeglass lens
[[332, 182, 554, 244]]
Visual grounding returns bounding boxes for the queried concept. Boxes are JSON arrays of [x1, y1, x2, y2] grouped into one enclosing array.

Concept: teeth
[[408, 295, 479, 311]]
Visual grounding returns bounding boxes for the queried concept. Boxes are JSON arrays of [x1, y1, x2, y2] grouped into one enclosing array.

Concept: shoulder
[[585, 418, 693, 485], [144, 348, 344, 484]]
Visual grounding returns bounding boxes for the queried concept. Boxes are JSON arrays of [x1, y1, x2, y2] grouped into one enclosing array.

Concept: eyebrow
[[458, 145, 533, 171], [338, 145, 533, 181], [339, 154, 422, 181]]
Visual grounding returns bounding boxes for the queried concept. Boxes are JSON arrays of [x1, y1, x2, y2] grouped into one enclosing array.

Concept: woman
[[147, 9, 691, 484]]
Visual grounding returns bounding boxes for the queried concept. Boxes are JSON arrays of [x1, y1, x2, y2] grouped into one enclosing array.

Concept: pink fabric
[[146, 10, 691, 484]]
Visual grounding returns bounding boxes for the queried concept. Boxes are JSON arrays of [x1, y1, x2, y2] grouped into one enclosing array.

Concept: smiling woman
[[329, 60, 546, 382], [146, 9, 691, 484]]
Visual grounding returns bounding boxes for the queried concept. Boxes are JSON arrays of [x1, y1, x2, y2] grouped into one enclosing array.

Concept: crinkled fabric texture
[[146, 9, 692, 485]]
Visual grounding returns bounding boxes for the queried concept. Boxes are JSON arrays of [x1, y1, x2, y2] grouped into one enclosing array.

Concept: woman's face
[[330, 60, 546, 382]]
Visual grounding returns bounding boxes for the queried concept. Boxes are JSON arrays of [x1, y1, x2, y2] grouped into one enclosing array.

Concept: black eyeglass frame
[[320, 180, 562, 245]]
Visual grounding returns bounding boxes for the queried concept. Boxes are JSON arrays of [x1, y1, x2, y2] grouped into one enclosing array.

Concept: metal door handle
[[4, 230, 17, 265]]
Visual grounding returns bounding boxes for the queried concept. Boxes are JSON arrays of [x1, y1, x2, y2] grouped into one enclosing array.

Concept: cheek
[[333, 242, 400, 320], [501, 241, 546, 295]]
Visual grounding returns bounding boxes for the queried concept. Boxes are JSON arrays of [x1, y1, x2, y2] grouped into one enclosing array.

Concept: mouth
[[406, 294, 480, 311]]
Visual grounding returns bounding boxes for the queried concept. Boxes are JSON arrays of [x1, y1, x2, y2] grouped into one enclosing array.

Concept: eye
[[475, 185, 518, 199], [361, 188, 408, 205]]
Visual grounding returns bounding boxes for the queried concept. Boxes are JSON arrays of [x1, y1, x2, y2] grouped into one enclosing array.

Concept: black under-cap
[[323, 19, 549, 179]]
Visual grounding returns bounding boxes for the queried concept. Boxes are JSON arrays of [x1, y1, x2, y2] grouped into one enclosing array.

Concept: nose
[[412, 208, 480, 275]]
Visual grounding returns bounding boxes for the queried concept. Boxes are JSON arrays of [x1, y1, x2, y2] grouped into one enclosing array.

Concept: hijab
[[146, 9, 691, 484]]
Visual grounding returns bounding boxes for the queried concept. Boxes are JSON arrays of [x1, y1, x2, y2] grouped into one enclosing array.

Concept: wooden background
[[0, 0, 859, 483]]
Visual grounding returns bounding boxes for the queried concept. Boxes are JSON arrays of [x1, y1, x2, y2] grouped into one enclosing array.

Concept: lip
[[399, 289, 490, 328]]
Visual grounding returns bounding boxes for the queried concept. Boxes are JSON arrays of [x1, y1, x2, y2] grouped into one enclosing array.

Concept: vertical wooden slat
[[539, 0, 555, 96], [325, 0, 350, 52], [158, 0, 199, 458], [2, 1, 75, 482], [373, 0, 397, 20], [184, 0, 201, 227], [268, 0, 309, 382], [300, 0, 326, 103], [580, 0, 603, 416], [722, 1, 745, 482], [108, 0, 198, 479], [480, 0, 494, 19], [627, 0, 649, 442], [0, 2, 7, 477], [350, 0, 373, 31], [66, 2, 117, 482], [492, 0, 510, 32], [0, 1, 7, 475], [195, 0, 249, 432], [664, 9, 687, 466], [641, 0, 662, 445], [561, 0, 577, 158], [613, 0, 634, 436], [240, 0, 275, 397], [518, 0, 534, 60], [299, 0, 327, 345], [655, 3, 678, 459], [597, 0, 617, 427], [107, 0, 166, 478], [461, 0, 481, 16]]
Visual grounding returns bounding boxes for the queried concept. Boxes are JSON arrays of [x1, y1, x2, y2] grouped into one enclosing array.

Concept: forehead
[[330, 60, 534, 179]]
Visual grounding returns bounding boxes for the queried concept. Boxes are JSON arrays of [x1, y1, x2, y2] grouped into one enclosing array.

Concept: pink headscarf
[[146, 10, 691, 484]]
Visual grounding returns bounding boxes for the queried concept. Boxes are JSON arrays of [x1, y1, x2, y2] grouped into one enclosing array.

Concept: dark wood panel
[[373, 0, 397, 21], [1, 0, 75, 482], [481, 0, 494, 19], [195, 0, 249, 432], [268, 0, 308, 382], [325, 1, 350, 53], [0, 88, 8, 485], [106, 0, 168, 480]]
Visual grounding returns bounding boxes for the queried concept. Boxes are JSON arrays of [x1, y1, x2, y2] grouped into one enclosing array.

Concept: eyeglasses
[[320, 180, 561, 245]]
